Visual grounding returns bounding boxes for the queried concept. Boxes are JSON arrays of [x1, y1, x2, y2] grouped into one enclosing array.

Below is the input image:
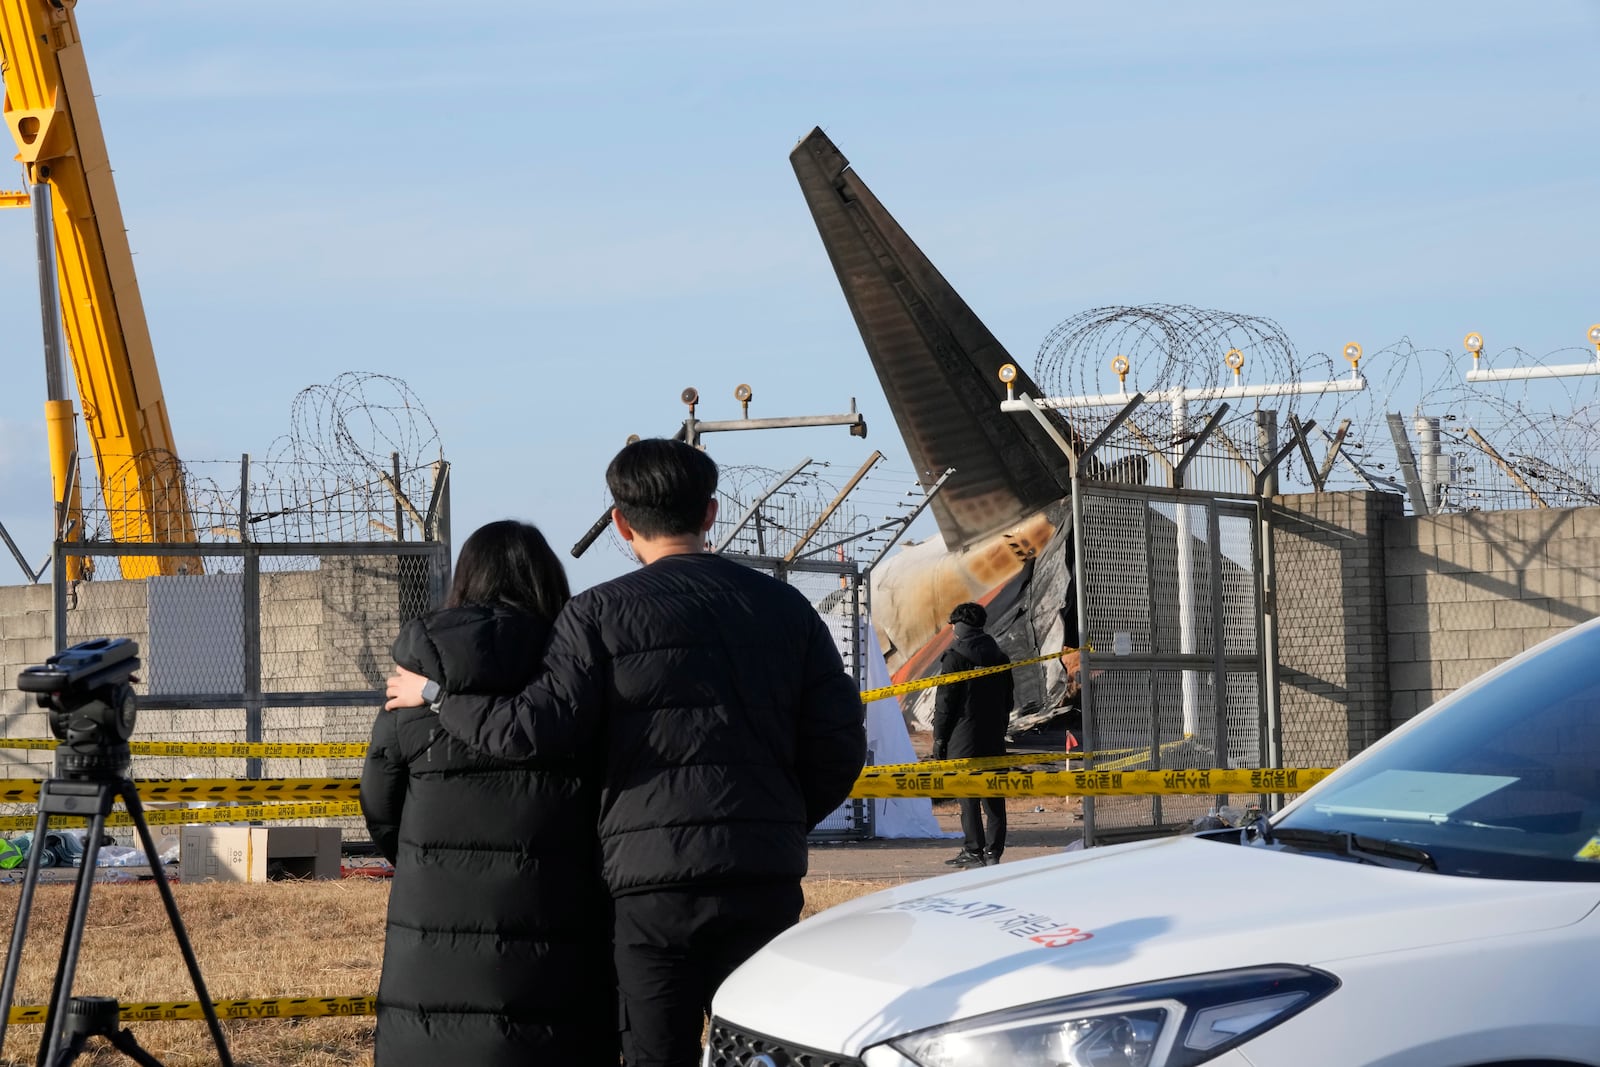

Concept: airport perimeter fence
[[0, 471, 1379, 848], [0, 538, 449, 839], [1071, 483, 1269, 844], [2, 544, 876, 841]]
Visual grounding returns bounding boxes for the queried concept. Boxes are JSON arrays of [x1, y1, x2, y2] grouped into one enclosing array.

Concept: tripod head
[[1, 639, 233, 1067], [17, 639, 141, 781]]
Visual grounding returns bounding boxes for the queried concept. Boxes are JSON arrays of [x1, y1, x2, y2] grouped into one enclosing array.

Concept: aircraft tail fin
[[790, 127, 1083, 550]]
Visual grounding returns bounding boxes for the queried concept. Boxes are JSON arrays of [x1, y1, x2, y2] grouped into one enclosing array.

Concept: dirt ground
[[0, 738, 1100, 1064], [0, 876, 896, 1067], [811, 728, 1090, 882], [809, 797, 1085, 882]]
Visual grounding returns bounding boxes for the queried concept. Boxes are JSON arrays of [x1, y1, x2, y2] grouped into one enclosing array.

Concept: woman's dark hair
[[446, 520, 571, 622], [949, 601, 987, 628], [605, 437, 719, 538]]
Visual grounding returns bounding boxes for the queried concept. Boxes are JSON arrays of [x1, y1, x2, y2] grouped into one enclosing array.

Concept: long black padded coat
[[435, 552, 868, 898], [359, 605, 615, 1067], [932, 622, 1014, 759]]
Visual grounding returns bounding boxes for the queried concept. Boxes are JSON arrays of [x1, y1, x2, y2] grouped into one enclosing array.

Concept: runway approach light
[[1589, 323, 1600, 350], [998, 362, 1018, 401], [1225, 348, 1245, 382], [681, 386, 699, 416], [1464, 332, 1484, 367], [1343, 342, 1363, 373], [1111, 354, 1130, 390]]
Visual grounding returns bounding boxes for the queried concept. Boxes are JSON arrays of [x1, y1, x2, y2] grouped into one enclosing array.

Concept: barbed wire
[[598, 457, 949, 569], [1031, 306, 1600, 508], [74, 373, 445, 549]]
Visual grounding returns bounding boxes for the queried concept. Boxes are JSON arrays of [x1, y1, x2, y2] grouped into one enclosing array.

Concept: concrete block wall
[[1269, 491, 1403, 767], [1385, 506, 1600, 722], [0, 554, 415, 781], [261, 570, 328, 693], [0, 583, 60, 777], [316, 556, 407, 753], [65, 578, 151, 651]]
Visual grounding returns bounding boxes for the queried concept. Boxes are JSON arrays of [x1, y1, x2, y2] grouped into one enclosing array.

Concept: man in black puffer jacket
[[362, 603, 614, 1067], [386, 439, 867, 1067], [932, 601, 1014, 868]]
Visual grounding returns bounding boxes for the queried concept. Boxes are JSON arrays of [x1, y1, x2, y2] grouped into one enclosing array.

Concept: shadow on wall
[[1386, 506, 1600, 724], [1276, 496, 1600, 768]]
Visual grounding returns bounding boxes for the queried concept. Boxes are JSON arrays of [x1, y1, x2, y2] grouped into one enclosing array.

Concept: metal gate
[[1074, 484, 1269, 844], [51, 539, 451, 785], [728, 553, 873, 840]]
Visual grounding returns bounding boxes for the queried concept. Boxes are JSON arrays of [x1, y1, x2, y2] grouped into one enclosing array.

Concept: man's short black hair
[[949, 601, 986, 628], [606, 438, 719, 539]]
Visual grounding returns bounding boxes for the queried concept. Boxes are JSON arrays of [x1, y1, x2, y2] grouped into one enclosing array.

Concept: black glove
[[931, 740, 948, 761]]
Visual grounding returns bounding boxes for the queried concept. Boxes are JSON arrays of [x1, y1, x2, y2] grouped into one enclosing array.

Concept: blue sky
[[1, 1, 1597, 590]]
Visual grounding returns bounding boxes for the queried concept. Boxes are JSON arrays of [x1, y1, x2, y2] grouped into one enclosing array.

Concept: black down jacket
[[359, 605, 614, 1067], [932, 622, 1014, 758], [436, 552, 867, 897]]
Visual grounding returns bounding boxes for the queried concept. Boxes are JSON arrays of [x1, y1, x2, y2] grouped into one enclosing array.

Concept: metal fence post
[[52, 541, 66, 653], [1071, 471, 1096, 847], [392, 453, 405, 540], [1255, 411, 1279, 498], [1141, 500, 1162, 829], [240, 455, 263, 780], [1208, 502, 1231, 813], [1257, 496, 1284, 809]]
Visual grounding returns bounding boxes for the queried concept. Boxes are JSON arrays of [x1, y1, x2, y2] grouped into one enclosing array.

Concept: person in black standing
[[360, 520, 615, 1067], [385, 438, 867, 1067], [932, 601, 1014, 868]]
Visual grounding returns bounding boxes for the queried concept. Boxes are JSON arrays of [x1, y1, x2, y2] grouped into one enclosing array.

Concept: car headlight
[[881, 965, 1338, 1067]]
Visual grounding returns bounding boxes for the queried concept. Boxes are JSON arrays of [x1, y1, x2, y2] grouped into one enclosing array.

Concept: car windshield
[[1272, 621, 1600, 882]]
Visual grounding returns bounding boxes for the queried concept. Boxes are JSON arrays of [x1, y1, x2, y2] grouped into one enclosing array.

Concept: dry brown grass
[[0, 877, 891, 1066]]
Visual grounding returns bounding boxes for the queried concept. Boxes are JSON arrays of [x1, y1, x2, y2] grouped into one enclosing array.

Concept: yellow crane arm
[[1, 0, 197, 577]]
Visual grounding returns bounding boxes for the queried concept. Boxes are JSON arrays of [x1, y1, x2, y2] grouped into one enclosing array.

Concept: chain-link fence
[[0, 539, 449, 836], [1073, 483, 1268, 844]]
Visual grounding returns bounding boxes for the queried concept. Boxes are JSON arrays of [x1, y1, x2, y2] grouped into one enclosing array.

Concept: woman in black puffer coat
[[360, 521, 614, 1067]]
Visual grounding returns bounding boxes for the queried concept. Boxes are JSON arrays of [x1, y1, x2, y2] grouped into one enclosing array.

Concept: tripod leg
[[39, 808, 108, 1067], [120, 788, 234, 1067], [46, 1028, 89, 1067], [0, 805, 55, 1062], [103, 1026, 168, 1067]]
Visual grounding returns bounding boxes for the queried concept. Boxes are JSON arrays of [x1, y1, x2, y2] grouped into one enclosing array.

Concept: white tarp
[[859, 619, 952, 839], [815, 600, 951, 839]]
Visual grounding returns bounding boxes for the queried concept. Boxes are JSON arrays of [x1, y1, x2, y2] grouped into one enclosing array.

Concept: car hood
[[714, 835, 1600, 1055]]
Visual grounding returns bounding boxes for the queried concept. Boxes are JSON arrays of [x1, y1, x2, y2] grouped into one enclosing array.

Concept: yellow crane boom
[[1, 0, 198, 578]]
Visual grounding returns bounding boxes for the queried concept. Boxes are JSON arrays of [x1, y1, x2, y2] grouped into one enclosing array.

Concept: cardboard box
[[179, 826, 341, 884]]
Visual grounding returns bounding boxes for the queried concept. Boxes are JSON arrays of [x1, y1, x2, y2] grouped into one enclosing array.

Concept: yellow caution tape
[[0, 739, 367, 759], [0, 778, 359, 804], [867, 736, 1201, 777], [859, 646, 1089, 704], [0, 645, 1089, 763], [0, 763, 1335, 827], [0, 800, 362, 833], [1092, 742, 1198, 773], [849, 766, 1335, 799], [7, 995, 375, 1025], [866, 751, 1099, 776]]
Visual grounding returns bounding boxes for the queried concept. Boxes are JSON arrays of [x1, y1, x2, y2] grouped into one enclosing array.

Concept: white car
[[710, 616, 1600, 1066]]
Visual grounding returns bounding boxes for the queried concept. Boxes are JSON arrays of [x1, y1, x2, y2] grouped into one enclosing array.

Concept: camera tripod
[[0, 639, 233, 1067]]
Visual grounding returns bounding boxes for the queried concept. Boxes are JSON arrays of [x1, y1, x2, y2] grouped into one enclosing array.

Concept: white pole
[[1414, 415, 1442, 513], [1173, 396, 1200, 736]]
